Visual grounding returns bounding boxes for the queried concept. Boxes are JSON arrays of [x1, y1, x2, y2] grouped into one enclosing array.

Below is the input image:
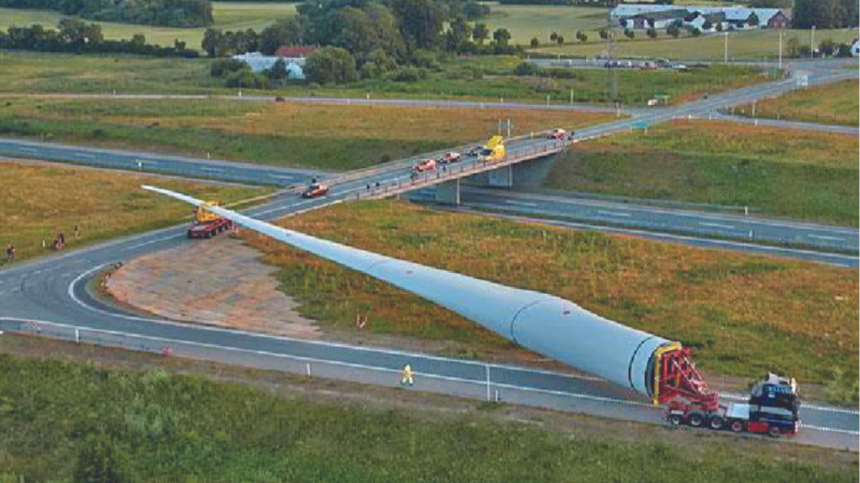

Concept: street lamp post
[[778, 29, 783, 69], [810, 25, 816, 59], [724, 32, 728, 64]]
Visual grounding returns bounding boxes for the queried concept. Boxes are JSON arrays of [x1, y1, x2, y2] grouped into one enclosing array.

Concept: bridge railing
[[352, 138, 573, 201], [325, 130, 558, 187]]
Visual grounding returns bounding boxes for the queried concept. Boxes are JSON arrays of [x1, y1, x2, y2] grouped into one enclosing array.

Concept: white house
[[231, 52, 305, 79], [851, 39, 859, 57], [612, 5, 790, 30]]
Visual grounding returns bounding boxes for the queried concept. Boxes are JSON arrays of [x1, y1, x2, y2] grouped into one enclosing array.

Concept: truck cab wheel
[[730, 421, 744, 433], [689, 412, 705, 427], [668, 414, 682, 426], [708, 417, 724, 430], [767, 426, 781, 438]]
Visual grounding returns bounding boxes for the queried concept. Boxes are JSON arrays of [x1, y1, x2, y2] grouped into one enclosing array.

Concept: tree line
[[0, 0, 213, 28], [792, 0, 858, 29], [0, 19, 199, 57], [202, 0, 522, 85]]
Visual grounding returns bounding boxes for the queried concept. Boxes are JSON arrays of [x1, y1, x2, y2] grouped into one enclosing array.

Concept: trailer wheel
[[767, 426, 781, 438], [708, 416, 724, 430], [730, 421, 744, 433], [668, 414, 682, 426], [689, 412, 705, 427]]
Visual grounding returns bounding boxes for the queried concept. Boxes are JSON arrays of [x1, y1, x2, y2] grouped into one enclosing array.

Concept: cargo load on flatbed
[[187, 201, 233, 239]]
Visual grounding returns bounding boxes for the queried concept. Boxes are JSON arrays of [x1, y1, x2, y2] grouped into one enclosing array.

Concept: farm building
[[613, 4, 791, 31], [230, 52, 305, 79]]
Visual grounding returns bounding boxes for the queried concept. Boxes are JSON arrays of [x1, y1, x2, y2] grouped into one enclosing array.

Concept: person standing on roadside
[[6, 244, 15, 264]]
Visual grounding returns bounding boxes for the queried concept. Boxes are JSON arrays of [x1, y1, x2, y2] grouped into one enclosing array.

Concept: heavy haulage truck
[[653, 344, 800, 437], [186, 201, 233, 239], [146, 185, 801, 439]]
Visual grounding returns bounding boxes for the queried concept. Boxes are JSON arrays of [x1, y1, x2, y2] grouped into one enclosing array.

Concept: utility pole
[[606, 0, 618, 103], [507, 119, 512, 138], [723, 32, 728, 64], [778, 29, 783, 69], [810, 25, 815, 59]]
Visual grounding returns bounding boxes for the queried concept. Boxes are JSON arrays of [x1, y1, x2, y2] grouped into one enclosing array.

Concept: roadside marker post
[[485, 364, 491, 401]]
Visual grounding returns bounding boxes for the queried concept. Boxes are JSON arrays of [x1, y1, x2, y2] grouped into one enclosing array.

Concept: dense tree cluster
[[202, 0, 522, 85], [793, 0, 858, 28], [0, 0, 213, 27], [0, 19, 199, 57], [497, 0, 612, 5]]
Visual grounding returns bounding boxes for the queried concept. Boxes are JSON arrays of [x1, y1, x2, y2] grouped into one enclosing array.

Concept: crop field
[[0, 51, 770, 106], [0, 161, 265, 264], [0, 2, 297, 50], [0, 97, 613, 170], [1, 339, 855, 482], [477, 4, 606, 45], [544, 120, 859, 226], [242, 200, 858, 403], [733, 80, 859, 127], [529, 28, 859, 61]]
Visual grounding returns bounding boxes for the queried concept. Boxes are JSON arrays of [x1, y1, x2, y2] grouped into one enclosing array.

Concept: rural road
[[0, 192, 856, 450], [0, 57, 856, 450]]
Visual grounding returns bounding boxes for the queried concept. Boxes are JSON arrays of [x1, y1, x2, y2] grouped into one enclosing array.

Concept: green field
[[0, 162, 266, 265], [0, 97, 613, 170], [529, 28, 859, 61], [544, 119, 859, 226], [0, 2, 297, 50], [243, 200, 858, 403], [0, 51, 771, 106], [0, 337, 856, 482], [734, 79, 859, 126], [476, 4, 606, 45]]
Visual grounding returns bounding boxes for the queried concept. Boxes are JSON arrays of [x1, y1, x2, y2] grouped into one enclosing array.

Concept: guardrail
[[352, 138, 573, 201], [325, 130, 560, 188]]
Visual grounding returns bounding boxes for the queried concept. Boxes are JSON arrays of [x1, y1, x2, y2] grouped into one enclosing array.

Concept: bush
[[530, 37, 539, 47], [667, 25, 680, 38], [691, 28, 701, 37], [646, 28, 657, 39], [556, 35, 564, 44], [392, 67, 420, 82], [412, 49, 441, 70], [305, 47, 358, 84], [74, 434, 127, 483], [624, 29, 634, 39], [224, 68, 266, 89], [210, 58, 245, 77], [513, 62, 541, 76]]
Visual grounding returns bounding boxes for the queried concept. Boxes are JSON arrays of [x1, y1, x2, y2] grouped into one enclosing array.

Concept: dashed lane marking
[[808, 234, 844, 242], [597, 210, 631, 217], [699, 222, 736, 229]]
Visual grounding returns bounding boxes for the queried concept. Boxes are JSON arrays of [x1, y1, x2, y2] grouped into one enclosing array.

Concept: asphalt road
[[0, 199, 856, 450], [0, 57, 856, 449], [407, 186, 860, 258]]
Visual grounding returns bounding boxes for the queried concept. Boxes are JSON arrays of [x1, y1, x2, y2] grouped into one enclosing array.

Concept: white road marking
[[200, 167, 223, 173], [808, 234, 844, 242], [504, 200, 538, 207], [121, 234, 181, 252], [597, 210, 631, 217], [74, 152, 95, 158], [699, 222, 736, 229], [20, 147, 37, 152], [269, 175, 296, 180], [2, 315, 856, 437], [800, 424, 860, 436]]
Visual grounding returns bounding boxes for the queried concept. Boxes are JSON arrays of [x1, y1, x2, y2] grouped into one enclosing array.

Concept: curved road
[[0, 57, 857, 450]]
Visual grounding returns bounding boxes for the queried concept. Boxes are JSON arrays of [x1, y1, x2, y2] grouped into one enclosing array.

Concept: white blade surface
[[143, 185, 670, 395]]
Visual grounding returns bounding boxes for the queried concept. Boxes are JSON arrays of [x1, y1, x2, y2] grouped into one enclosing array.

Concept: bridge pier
[[435, 179, 461, 205], [487, 165, 513, 188]]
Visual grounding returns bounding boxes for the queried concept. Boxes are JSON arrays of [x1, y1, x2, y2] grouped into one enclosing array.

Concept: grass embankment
[[733, 80, 859, 127], [0, 2, 297, 50], [529, 28, 859, 61], [476, 4, 606, 45], [242, 200, 858, 402], [0, 98, 613, 170], [0, 51, 769, 106], [0, 339, 856, 482], [544, 120, 859, 226], [0, 162, 265, 264]]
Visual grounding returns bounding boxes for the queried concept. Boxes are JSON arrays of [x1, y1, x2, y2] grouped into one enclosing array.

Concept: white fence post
[[75, 328, 80, 343], [485, 364, 491, 401], [306, 363, 311, 377]]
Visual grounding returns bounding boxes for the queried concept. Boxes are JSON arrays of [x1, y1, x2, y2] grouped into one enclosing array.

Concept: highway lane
[[407, 187, 860, 255], [0, 186, 856, 450], [708, 112, 859, 135]]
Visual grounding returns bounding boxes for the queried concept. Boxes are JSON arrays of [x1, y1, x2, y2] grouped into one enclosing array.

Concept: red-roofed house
[[275, 46, 318, 59]]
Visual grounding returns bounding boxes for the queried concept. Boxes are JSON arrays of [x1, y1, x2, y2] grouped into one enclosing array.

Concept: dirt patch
[[106, 236, 320, 338]]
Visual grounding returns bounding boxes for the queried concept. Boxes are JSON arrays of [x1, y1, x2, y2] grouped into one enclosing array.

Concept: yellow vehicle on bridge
[[480, 135, 505, 161]]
